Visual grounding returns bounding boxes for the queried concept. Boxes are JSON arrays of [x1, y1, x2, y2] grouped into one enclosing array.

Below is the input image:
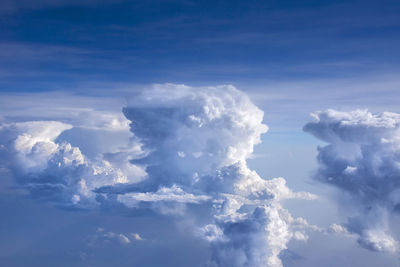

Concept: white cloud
[[118, 234, 131, 245], [328, 223, 350, 235], [118, 185, 211, 205], [0, 120, 145, 206], [0, 84, 317, 266], [88, 227, 143, 247], [304, 109, 400, 253], [121, 84, 315, 267], [130, 233, 143, 241]]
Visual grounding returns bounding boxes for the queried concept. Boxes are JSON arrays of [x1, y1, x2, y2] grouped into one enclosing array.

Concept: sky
[[1, 0, 400, 266]]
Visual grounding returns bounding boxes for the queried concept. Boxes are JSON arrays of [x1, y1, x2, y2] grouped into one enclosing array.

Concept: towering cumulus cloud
[[304, 109, 400, 253], [0, 84, 315, 266], [121, 84, 315, 266]]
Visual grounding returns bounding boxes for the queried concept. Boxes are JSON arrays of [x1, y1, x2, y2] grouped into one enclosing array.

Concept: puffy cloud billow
[[0, 84, 316, 266], [121, 84, 316, 267], [0, 120, 145, 206], [304, 109, 400, 253]]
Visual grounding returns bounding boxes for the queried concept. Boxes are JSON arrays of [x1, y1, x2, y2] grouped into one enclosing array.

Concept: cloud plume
[[0, 84, 316, 266], [120, 84, 315, 266], [304, 109, 400, 253]]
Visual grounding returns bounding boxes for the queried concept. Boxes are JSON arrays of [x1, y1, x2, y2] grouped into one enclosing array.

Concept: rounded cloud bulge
[[304, 109, 400, 253], [122, 83, 269, 189], [121, 83, 316, 267], [0, 84, 317, 267]]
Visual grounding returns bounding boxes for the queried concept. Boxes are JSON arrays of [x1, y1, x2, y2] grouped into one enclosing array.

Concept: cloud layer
[[304, 109, 400, 253], [0, 84, 316, 266]]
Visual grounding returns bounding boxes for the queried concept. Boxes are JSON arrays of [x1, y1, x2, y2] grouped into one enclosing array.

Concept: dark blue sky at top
[[2, 2, 400, 266], [1, 0, 400, 92]]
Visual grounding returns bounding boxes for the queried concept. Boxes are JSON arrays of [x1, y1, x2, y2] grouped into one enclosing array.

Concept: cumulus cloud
[[88, 227, 143, 247], [0, 120, 145, 206], [206, 203, 314, 267], [304, 109, 400, 253], [119, 84, 316, 267], [327, 223, 350, 235], [121, 84, 268, 189], [118, 185, 211, 204], [0, 84, 316, 266]]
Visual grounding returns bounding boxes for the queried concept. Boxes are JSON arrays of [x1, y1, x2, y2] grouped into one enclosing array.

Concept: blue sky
[[1, 1, 400, 266], [1, 0, 400, 90]]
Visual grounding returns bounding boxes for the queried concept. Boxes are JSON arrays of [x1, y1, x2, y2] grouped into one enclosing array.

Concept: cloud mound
[[304, 109, 400, 253], [121, 84, 268, 189], [0, 120, 145, 206], [121, 84, 315, 266], [0, 84, 315, 266]]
